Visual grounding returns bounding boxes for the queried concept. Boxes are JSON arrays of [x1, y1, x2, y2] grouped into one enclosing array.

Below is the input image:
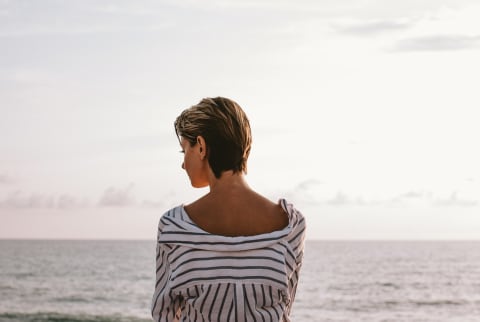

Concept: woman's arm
[[151, 237, 181, 321]]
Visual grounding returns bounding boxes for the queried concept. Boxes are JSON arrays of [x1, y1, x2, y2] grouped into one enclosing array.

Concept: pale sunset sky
[[1, 0, 479, 240]]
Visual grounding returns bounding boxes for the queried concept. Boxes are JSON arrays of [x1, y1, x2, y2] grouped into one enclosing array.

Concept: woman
[[152, 97, 306, 322]]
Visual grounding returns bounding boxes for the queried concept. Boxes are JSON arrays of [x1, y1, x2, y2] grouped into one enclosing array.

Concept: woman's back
[[152, 199, 305, 322]]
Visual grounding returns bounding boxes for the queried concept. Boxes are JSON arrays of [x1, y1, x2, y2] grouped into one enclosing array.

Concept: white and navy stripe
[[152, 199, 306, 322]]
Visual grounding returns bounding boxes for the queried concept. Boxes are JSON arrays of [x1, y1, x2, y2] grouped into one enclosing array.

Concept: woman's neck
[[208, 170, 250, 194]]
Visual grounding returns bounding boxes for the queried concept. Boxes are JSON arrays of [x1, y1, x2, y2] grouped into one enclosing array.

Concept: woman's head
[[174, 97, 252, 179]]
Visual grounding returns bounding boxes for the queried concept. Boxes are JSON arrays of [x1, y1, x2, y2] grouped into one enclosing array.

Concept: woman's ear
[[196, 136, 207, 160]]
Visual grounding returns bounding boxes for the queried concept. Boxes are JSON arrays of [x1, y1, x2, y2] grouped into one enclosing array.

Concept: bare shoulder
[[252, 192, 289, 222], [184, 191, 289, 236]]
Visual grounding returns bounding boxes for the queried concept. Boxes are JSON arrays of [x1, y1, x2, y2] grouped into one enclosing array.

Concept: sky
[[1, 0, 480, 240]]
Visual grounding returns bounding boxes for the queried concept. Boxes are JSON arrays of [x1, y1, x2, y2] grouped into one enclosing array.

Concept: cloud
[[0, 191, 89, 209], [57, 194, 87, 209], [1, 191, 54, 208], [386, 190, 479, 208], [433, 191, 478, 207], [157, 0, 359, 12], [399, 191, 426, 199], [0, 174, 14, 185], [283, 181, 479, 209], [393, 34, 480, 52], [0, 185, 140, 209], [384, 190, 432, 207], [0, 23, 171, 38], [93, 3, 159, 16], [0, 1, 173, 38], [98, 184, 136, 207], [283, 180, 370, 206], [333, 19, 412, 36], [279, 179, 325, 205], [0, 184, 173, 210], [326, 191, 366, 206], [295, 179, 324, 191], [385, 4, 480, 52]]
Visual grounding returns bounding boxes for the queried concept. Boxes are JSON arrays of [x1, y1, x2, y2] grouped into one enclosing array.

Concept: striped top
[[151, 199, 306, 322]]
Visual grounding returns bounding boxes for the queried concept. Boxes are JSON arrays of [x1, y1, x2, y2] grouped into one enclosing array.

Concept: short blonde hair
[[174, 97, 252, 178]]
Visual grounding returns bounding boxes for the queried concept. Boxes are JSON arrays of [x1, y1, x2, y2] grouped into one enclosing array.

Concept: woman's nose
[[181, 162, 185, 169]]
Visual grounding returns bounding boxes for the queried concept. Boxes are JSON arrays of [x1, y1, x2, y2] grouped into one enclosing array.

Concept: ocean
[[1, 240, 479, 322]]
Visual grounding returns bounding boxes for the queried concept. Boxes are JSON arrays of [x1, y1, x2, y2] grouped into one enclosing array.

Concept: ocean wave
[[52, 296, 90, 303], [0, 312, 151, 322], [410, 299, 466, 307]]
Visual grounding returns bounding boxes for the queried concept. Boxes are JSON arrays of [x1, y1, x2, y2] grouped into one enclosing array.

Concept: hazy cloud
[[98, 184, 136, 207], [2, 191, 53, 209], [398, 190, 432, 200], [386, 190, 478, 208], [400, 191, 423, 198], [385, 191, 432, 207], [433, 191, 478, 207], [0, 191, 88, 209], [393, 34, 480, 52], [0, 1, 172, 37], [279, 179, 325, 205], [0, 184, 172, 210], [295, 179, 324, 191], [0, 174, 14, 185], [57, 194, 88, 209], [373, 191, 479, 208], [333, 20, 412, 36], [93, 3, 161, 16], [326, 191, 366, 206], [0, 21, 171, 38], [283, 182, 479, 209]]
